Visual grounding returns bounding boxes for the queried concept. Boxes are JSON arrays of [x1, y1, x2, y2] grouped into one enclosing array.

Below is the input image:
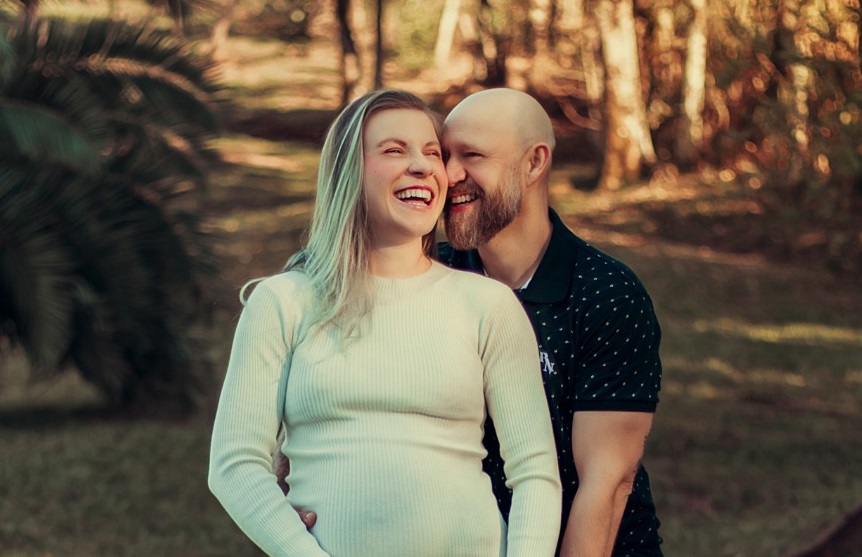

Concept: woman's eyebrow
[[375, 138, 407, 148]]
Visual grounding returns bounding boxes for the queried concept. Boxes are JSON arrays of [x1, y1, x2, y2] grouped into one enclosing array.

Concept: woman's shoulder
[[243, 270, 313, 308], [434, 262, 516, 301]]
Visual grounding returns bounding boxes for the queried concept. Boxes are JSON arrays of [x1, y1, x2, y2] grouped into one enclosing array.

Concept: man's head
[[442, 88, 555, 250]]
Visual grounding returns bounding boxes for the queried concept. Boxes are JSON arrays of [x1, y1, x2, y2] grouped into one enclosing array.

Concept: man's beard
[[444, 165, 522, 250]]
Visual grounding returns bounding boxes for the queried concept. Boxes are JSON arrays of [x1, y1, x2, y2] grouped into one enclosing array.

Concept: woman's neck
[[368, 240, 430, 278]]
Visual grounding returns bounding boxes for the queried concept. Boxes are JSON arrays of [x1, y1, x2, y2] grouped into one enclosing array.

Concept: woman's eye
[[426, 150, 442, 158], [385, 148, 404, 154]]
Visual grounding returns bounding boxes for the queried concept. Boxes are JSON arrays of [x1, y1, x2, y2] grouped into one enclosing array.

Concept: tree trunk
[[434, 0, 463, 67], [774, 0, 809, 185], [575, 0, 605, 126], [528, 0, 554, 92], [374, 0, 384, 89], [336, 0, 362, 106], [477, 0, 507, 86], [210, 0, 238, 61], [677, 0, 707, 165], [594, 0, 656, 190]]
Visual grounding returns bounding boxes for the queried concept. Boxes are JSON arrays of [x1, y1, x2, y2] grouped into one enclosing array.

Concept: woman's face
[[362, 108, 447, 249]]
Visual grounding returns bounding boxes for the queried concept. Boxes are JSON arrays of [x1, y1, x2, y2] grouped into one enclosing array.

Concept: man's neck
[[477, 207, 552, 289]]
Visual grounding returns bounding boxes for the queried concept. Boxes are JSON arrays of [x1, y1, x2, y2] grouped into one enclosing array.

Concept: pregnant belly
[[285, 448, 502, 557]]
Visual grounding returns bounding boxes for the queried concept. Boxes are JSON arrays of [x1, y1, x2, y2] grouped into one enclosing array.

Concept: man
[[438, 88, 663, 557], [287, 88, 663, 557]]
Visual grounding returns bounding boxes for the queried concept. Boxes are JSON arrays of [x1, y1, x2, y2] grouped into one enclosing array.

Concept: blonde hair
[[278, 90, 441, 336]]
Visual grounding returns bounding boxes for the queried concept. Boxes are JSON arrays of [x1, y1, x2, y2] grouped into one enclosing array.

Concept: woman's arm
[[481, 288, 562, 557], [208, 278, 329, 557]]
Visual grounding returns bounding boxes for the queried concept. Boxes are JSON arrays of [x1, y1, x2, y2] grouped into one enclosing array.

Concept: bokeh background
[[1, 1, 861, 556]]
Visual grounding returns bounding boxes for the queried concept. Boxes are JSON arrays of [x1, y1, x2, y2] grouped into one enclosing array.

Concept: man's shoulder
[[557, 229, 650, 297], [436, 241, 481, 272]]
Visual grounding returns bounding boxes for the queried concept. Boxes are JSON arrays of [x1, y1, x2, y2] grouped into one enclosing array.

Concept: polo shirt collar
[[516, 209, 575, 304]]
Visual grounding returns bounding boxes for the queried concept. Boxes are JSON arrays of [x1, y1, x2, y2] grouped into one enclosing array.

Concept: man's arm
[[559, 411, 654, 557]]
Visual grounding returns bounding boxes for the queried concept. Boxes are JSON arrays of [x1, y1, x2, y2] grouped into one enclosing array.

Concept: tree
[[373, 0, 384, 89], [593, 0, 656, 189], [0, 15, 222, 411], [434, 0, 463, 67], [528, 0, 554, 91], [336, 0, 363, 105], [679, 0, 707, 164]]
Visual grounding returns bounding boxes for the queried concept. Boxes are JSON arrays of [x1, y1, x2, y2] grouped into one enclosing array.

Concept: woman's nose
[[407, 154, 432, 176]]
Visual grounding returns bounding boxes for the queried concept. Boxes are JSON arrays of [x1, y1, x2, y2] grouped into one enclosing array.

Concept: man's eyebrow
[[451, 141, 480, 152]]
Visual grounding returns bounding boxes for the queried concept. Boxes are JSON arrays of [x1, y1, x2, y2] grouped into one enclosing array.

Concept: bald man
[[438, 88, 663, 557]]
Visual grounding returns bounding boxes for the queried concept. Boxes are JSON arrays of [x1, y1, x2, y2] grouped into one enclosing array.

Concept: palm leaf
[[0, 166, 77, 372], [0, 100, 101, 173]]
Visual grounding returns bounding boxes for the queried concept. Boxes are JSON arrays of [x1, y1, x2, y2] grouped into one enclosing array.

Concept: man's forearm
[[559, 479, 631, 557]]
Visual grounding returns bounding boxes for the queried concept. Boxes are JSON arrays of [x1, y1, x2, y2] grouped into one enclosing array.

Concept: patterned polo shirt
[[438, 209, 663, 556]]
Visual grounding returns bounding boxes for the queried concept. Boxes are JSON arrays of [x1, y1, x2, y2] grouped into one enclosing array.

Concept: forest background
[[1, 0, 861, 556]]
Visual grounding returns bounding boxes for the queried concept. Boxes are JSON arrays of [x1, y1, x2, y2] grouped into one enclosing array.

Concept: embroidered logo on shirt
[[539, 350, 557, 376]]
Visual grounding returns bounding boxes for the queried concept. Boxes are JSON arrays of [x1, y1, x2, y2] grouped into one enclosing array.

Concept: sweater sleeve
[[207, 276, 330, 557], [480, 287, 563, 557]]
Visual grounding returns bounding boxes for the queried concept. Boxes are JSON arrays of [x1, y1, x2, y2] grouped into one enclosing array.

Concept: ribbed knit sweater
[[208, 261, 561, 557]]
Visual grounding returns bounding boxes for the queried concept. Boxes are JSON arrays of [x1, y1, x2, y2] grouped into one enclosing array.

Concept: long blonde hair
[[282, 90, 441, 336]]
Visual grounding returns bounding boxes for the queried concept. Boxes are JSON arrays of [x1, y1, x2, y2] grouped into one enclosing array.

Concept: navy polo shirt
[[438, 209, 663, 556]]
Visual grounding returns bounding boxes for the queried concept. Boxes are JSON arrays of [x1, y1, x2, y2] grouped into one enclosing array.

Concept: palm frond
[[0, 100, 101, 173], [0, 166, 77, 372]]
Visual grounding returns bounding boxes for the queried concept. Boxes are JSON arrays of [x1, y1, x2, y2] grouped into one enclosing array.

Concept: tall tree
[[374, 0, 384, 89], [476, 0, 508, 86], [593, 0, 656, 189], [528, 0, 554, 91], [336, 0, 362, 105], [678, 0, 708, 164], [434, 0, 463, 67]]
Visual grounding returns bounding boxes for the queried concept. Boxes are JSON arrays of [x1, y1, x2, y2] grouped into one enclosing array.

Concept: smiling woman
[[207, 89, 562, 557]]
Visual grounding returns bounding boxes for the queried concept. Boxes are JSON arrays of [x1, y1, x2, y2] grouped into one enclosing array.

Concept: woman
[[208, 90, 561, 557]]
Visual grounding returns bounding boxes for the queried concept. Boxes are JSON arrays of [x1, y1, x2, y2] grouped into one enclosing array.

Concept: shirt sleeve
[[571, 282, 662, 412], [207, 277, 330, 557], [480, 287, 563, 557]]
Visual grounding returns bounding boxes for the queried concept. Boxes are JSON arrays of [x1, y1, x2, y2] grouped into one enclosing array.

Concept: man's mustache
[[447, 182, 483, 197]]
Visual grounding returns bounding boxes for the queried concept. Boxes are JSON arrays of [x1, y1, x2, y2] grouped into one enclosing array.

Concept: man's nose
[[445, 157, 465, 186]]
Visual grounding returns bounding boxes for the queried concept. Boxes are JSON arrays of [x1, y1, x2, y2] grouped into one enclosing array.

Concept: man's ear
[[526, 143, 552, 183]]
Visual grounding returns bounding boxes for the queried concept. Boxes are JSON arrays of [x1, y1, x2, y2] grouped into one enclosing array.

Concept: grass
[[3, 3, 862, 556]]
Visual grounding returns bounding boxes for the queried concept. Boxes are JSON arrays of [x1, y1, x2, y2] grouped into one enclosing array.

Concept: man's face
[[442, 116, 524, 251]]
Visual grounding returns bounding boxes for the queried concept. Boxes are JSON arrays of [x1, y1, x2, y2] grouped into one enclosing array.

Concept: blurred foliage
[[386, 0, 444, 74], [231, 0, 323, 41], [0, 13, 223, 412], [699, 0, 862, 273]]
